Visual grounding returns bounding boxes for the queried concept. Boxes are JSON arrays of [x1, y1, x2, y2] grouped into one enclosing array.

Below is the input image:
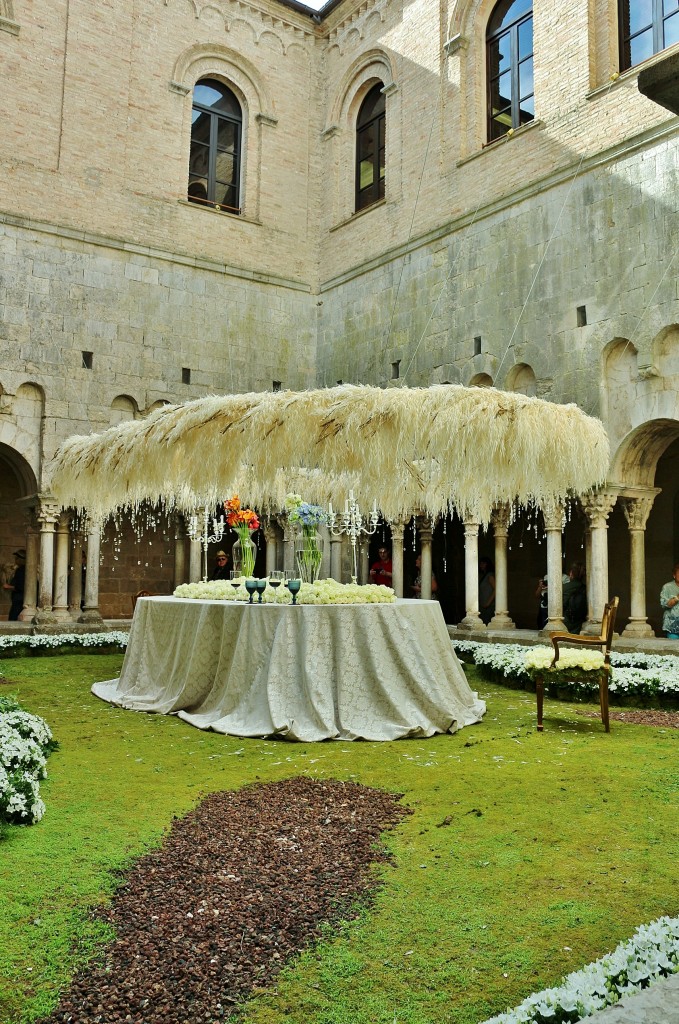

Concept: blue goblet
[[285, 577, 301, 605], [244, 578, 258, 604], [255, 579, 267, 604]]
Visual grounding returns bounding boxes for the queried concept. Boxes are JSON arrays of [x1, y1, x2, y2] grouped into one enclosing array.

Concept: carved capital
[[37, 503, 60, 527], [463, 519, 480, 538], [389, 517, 406, 543], [580, 491, 617, 528], [620, 496, 655, 532], [491, 503, 511, 534], [541, 502, 565, 532]]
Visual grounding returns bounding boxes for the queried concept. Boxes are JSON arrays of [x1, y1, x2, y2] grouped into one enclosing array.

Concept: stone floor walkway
[[588, 972, 679, 1022]]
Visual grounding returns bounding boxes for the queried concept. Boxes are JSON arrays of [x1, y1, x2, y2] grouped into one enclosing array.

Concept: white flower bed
[[454, 640, 679, 701], [0, 631, 129, 653], [481, 916, 679, 1024], [174, 578, 396, 605], [0, 700, 54, 826]]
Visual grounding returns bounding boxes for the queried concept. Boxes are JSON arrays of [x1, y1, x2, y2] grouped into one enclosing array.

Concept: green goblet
[[285, 578, 301, 606], [244, 578, 258, 604]]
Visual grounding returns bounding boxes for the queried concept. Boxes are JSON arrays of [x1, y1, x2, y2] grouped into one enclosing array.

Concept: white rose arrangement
[[174, 578, 396, 605]]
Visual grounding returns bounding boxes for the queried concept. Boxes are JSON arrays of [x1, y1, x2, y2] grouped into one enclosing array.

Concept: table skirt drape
[[93, 597, 485, 741]]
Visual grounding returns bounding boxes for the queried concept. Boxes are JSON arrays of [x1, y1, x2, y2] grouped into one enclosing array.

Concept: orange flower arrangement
[[224, 496, 259, 531]]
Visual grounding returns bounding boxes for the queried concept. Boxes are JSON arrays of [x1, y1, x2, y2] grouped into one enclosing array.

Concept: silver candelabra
[[187, 507, 226, 581], [328, 490, 380, 584]]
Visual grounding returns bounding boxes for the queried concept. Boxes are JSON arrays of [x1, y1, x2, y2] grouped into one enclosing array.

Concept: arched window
[[487, 0, 533, 143], [355, 84, 385, 212], [188, 79, 242, 214], [619, 0, 679, 71]]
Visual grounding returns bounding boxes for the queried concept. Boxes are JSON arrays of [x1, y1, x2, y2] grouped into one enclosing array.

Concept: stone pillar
[[489, 504, 515, 629], [173, 517, 186, 589], [541, 503, 566, 635], [359, 540, 369, 585], [620, 494, 657, 637], [329, 535, 343, 582], [418, 520, 434, 601], [459, 519, 484, 629], [34, 504, 59, 625], [580, 491, 617, 634], [78, 524, 103, 624], [68, 532, 84, 618], [390, 518, 406, 598], [18, 521, 39, 622], [264, 521, 278, 576], [281, 521, 296, 574], [188, 536, 201, 583], [52, 512, 72, 622]]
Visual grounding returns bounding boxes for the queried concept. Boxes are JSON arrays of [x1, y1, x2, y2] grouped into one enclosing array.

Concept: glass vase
[[294, 529, 324, 583], [232, 529, 257, 577]]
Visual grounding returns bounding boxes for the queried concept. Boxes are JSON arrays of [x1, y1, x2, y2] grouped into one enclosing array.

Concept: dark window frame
[[619, 0, 679, 71], [486, 0, 534, 143], [188, 79, 242, 215], [355, 83, 386, 213]]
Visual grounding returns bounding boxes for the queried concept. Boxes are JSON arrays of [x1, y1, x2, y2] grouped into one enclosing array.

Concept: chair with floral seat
[[536, 596, 619, 733]]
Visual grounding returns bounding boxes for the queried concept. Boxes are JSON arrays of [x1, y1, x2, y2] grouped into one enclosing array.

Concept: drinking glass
[[255, 579, 267, 603], [285, 577, 301, 605], [269, 570, 284, 602], [244, 578, 258, 604], [229, 570, 242, 594]]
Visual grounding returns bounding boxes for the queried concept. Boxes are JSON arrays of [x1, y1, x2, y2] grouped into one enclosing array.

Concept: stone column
[[79, 524, 104, 624], [52, 512, 72, 622], [188, 536, 201, 583], [390, 518, 406, 598], [281, 521, 296, 574], [489, 504, 515, 629], [68, 531, 84, 618], [173, 516, 186, 589], [18, 521, 39, 622], [541, 503, 566, 635], [358, 540, 369, 585], [34, 504, 59, 625], [620, 494, 657, 637], [580, 491, 617, 634], [459, 519, 484, 629], [329, 535, 343, 582], [264, 521, 278, 575], [418, 520, 434, 601]]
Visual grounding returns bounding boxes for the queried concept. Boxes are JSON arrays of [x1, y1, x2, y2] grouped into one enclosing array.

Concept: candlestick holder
[[327, 491, 379, 584], [187, 507, 226, 582]]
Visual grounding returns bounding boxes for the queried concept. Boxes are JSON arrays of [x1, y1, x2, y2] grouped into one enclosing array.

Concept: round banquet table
[[93, 596, 486, 741]]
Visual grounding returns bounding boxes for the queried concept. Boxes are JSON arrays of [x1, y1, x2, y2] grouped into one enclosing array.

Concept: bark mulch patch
[[40, 776, 410, 1024], [577, 708, 679, 728]]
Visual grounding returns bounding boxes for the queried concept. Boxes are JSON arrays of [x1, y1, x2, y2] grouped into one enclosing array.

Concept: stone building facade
[[1, 0, 678, 632]]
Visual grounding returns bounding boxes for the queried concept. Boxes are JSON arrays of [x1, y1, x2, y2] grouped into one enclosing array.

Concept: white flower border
[[454, 640, 679, 700], [173, 578, 396, 605], [481, 916, 679, 1024], [0, 631, 129, 653]]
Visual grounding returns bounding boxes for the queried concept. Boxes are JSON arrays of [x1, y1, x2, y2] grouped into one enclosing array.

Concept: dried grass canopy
[[50, 384, 610, 523]]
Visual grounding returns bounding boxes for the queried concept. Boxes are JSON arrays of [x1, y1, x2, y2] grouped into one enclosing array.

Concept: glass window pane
[[629, 28, 654, 65], [191, 110, 211, 142], [664, 0, 679, 14], [626, 0, 653, 34], [490, 116, 510, 141], [215, 152, 235, 184], [379, 146, 385, 180], [492, 70, 513, 108], [489, 0, 532, 35], [519, 56, 534, 99], [357, 85, 385, 128], [359, 159, 374, 190], [188, 178, 209, 204], [217, 120, 237, 154], [518, 16, 533, 59], [193, 80, 241, 119], [214, 183, 237, 210], [519, 95, 534, 121], [664, 10, 679, 46], [490, 33, 511, 74], [189, 141, 210, 177]]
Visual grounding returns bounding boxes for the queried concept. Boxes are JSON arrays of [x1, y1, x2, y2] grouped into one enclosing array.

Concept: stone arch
[[327, 49, 395, 129], [652, 324, 679, 377], [145, 399, 172, 416], [505, 362, 537, 396], [600, 337, 638, 441], [172, 44, 275, 119], [610, 418, 679, 489], [469, 372, 494, 387], [0, 441, 38, 498], [110, 395, 140, 425]]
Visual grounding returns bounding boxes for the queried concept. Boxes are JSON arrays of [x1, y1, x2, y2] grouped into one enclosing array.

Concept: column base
[[18, 606, 37, 622], [78, 608, 104, 625], [581, 618, 603, 636], [540, 618, 566, 637], [488, 613, 515, 630], [622, 619, 655, 638], [32, 609, 58, 625], [458, 614, 486, 630], [51, 607, 73, 623]]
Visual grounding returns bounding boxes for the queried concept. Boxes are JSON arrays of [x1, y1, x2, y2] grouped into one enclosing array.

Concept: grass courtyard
[[1, 652, 677, 1024]]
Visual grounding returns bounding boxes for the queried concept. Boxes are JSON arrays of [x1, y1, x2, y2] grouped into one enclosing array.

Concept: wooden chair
[[536, 596, 619, 733], [131, 590, 151, 613]]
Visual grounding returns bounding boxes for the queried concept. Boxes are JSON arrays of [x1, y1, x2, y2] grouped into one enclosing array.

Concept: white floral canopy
[[50, 383, 610, 524]]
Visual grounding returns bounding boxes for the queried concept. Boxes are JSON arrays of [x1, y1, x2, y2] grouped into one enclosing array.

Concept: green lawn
[[1, 654, 677, 1024]]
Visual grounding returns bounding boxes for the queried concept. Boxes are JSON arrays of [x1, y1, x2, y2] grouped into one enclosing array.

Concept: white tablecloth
[[93, 596, 485, 741]]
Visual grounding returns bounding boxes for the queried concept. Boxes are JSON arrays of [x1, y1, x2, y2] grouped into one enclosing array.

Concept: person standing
[[478, 557, 496, 625], [660, 563, 679, 639], [562, 562, 587, 634], [208, 550, 230, 581], [369, 545, 393, 586], [3, 548, 26, 620]]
